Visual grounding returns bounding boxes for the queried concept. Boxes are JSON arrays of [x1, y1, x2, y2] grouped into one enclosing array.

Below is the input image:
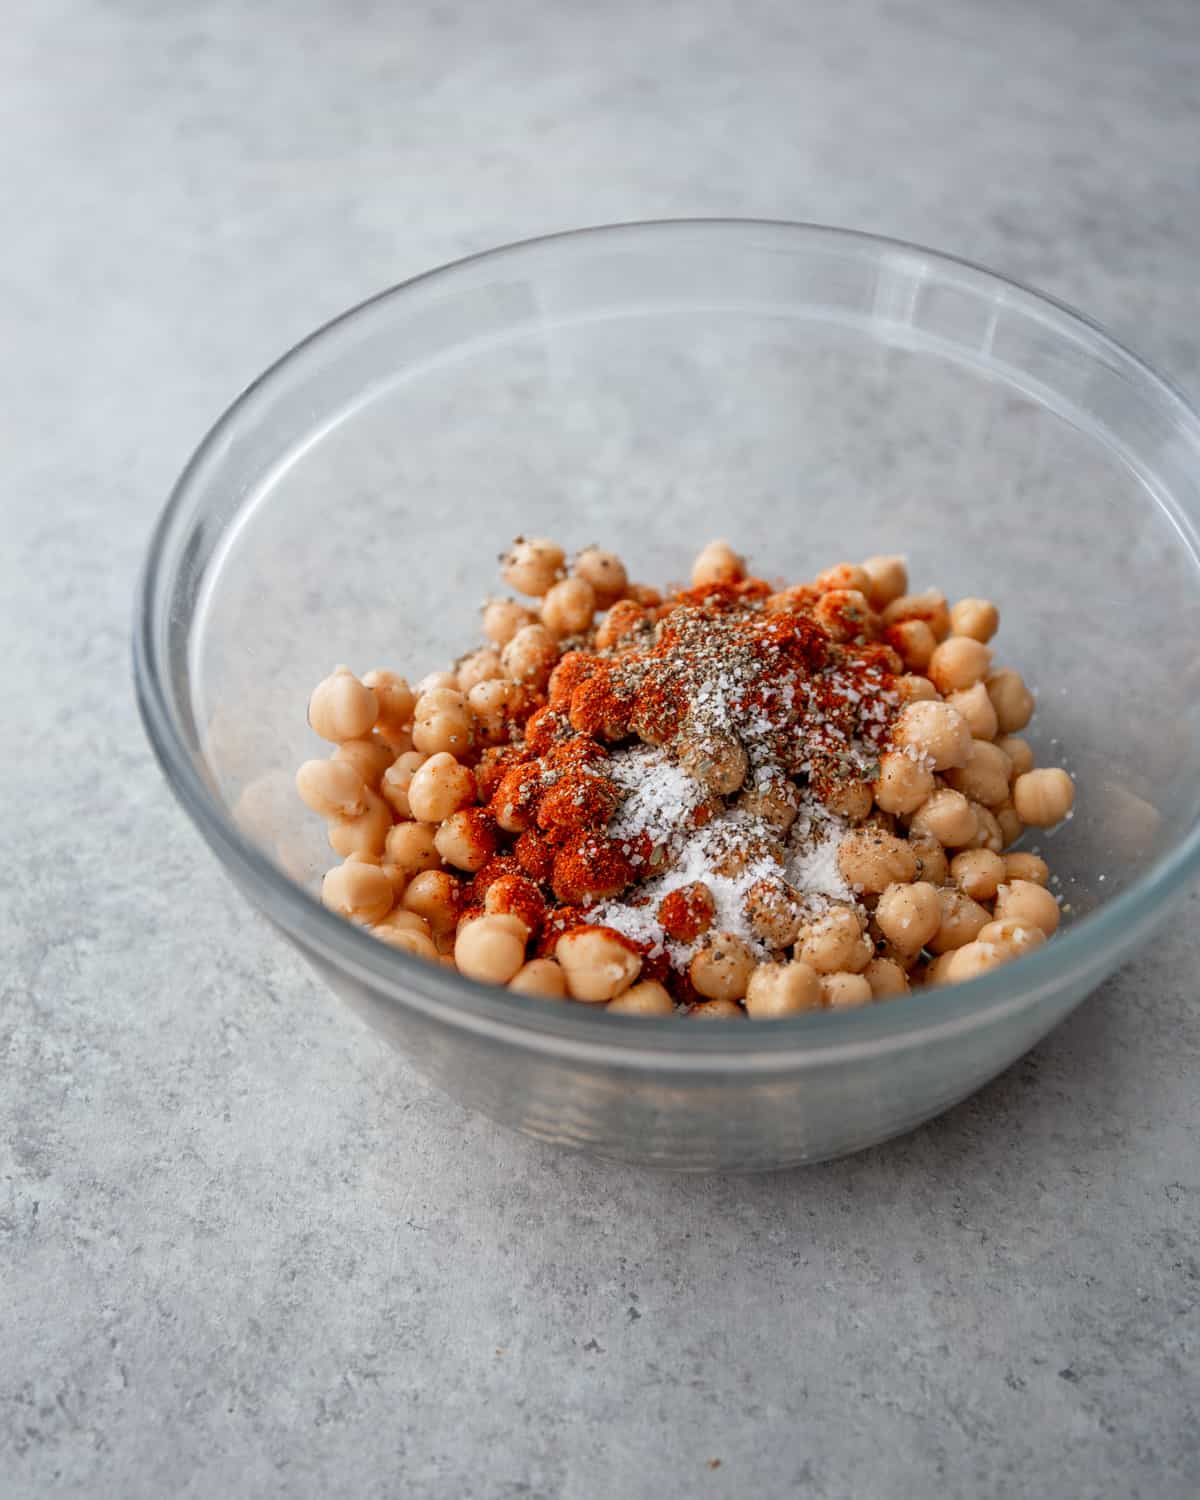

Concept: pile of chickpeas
[[295, 538, 1074, 1019]]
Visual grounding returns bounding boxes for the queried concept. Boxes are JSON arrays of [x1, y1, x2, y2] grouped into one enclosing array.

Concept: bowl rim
[[134, 216, 1200, 1071]]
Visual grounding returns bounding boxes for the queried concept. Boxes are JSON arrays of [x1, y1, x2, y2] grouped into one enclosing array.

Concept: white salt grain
[[607, 746, 704, 850]]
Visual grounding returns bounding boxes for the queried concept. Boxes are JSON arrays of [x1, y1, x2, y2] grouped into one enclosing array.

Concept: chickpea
[[743, 877, 803, 947], [861, 555, 908, 610], [321, 859, 395, 925], [467, 910, 529, 943], [689, 999, 745, 1020], [468, 679, 524, 746], [482, 598, 536, 647], [374, 909, 433, 941], [813, 589, 875, 644], [874, 881, 941, 955], [837, 828, 919, 894], [383, 821, 441, 878], [881, 589, 951, 640], [296, 759, 367, 819], [330, 744, 396, 804], [994, 879, 1060, 936], [362, 670, 415, 740], [454, 914, 527, 985], [887, 618, 936, 671], [1003, 851, 1049, 886], [502, 536, 566, 597], [928, 887, 991, 953], [631, 580, 661, 606], [594, 599, 647, 650], [924, 952, 960, 986], [909, 788, 978, 849], [328, 789, 392, 858], [412, 687, 474, 756], [573, 546, 628, 608], [864, 956, 910, 999], [332, 736, 396, 791], [407, 752, 476, 823], [896, 674, 940, 703], [795, 906, 871, 975], [928, 636, 992, 695], [908, 831, 949, 887], [886, 947, 928, 982], [891, 700, 972, 771], [820, 778, 875, 823], [873, 750, 935, 816], [976, 918, 1047, 956], [556, 927, 643, 1002], [508, 958, 568, 999], [491, 762, 542, 835], [658, 882, 716, 942], [607, 979, 675, 1017], [690, 539, 745, 588], [483, 875, 543, 936], [737, 775, 801, 833], [967, 802, 1003, 853], [945, 739, 1011, 808], [371, 926, 439, 960], [986, 669, 1034, 734], [949, 598, 999, 643], [947, 682, 999, 741], [1013, 768, 1074, 827], [814, 561, 872, 595], [378, 857, 411, 896], [689, 934, 757, 1001], [996, 735, 1034, 778], [706, 829, 784, 879], [401, 870, 462, 936], [944, 941, 1009, 983], [678, 730, 748, 796], [308, 666, 378, 742], [456, 648, 504, 694], [378, 750, 427, 818], [820, 972, 874, 1009], [415, 670, 459, 696], [434, 809, 498, 872], [383, 726, 416, 758], [541, 576, 597, 638], [991, 798, 1018, 841], [949, 848, 1005, 902], [744, 960, 823, 1018], [765, 585, 813, 615], [500, 623, 559, 688]]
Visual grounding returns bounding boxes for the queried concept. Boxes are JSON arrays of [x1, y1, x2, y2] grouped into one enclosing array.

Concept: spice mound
[[296, 539, 1075, 1018]]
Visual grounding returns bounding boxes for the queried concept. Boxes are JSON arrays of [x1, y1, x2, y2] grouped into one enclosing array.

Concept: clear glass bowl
[[135, 220, 1200, 1170]]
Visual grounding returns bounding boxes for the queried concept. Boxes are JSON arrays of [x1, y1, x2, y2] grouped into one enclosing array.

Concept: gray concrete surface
[[3, 0, 1199, 1494]]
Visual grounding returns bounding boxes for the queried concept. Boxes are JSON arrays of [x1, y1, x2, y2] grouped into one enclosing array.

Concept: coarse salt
[[595, 791, 855, 971], [607, 746, 704, 850]]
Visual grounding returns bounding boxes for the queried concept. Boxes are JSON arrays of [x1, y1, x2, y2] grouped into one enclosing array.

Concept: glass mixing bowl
[[135, 220, 1200, 1170]]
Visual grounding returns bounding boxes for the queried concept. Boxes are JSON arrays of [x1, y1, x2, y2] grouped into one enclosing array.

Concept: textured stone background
[[3, 1, 1198, 1495]]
